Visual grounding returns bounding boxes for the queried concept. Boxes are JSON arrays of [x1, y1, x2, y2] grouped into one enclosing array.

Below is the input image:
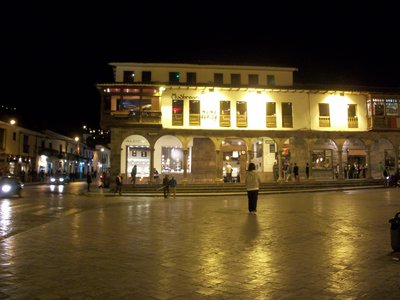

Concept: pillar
[[182, 148, 188, 186]]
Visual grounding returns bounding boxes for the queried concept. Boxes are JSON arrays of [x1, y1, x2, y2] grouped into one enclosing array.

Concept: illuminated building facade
[[97, 62, 400, 184]]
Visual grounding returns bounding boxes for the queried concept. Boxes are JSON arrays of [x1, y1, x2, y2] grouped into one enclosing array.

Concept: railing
[[282, 116, 293, 128], [319, 116, 330, 127], [189, 114, 200, 126], [266, 115, 277, 128], [219, 114, 231, 127], [348, 117, 358, 128], [109, 110, 162, 124], [237, 115, 247, 127], [172, 113, 183, 126]]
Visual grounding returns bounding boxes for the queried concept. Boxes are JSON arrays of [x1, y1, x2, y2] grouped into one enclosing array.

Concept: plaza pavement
[[1, 187, 400, 299]]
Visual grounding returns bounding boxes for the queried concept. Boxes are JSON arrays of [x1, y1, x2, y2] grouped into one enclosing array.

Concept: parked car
[[0, 175, 24, 198], [49, 174, 70, 185]]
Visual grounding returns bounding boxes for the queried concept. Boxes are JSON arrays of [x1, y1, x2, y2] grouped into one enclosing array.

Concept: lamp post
[[74, 137, 80, 179]]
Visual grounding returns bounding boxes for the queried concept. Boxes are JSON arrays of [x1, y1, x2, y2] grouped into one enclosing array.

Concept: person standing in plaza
[[86, 173, 92, 192], [131, 165, 137, 186], [226, 162, 233, 182], [168, 175, 177, 199], [162, 174, 169, 198], [305, 163, 310, 179], [245, 162, 261, 214], [115, 173, 123, 196]]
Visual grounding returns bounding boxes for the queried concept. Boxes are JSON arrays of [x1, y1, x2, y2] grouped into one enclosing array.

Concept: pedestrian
[[153, 168, 160, 184], [245, 162, 261, 215], [86, 173, 92, 192], [162, 174, 169, 198], [168, 175, 177, 199], [305, 163, 310, 179], [273, 161, 279, 181], [293, 163, 299, 182], [131, 165, 137, 186], [115, 173, 123, 196], [226, 162, 232, 182]]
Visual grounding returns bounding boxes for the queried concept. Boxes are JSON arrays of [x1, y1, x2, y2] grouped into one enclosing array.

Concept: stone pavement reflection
[[1, 188, 400, 299]]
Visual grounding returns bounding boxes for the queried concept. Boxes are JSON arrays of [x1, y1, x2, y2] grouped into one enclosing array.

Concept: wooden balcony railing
[[236, 115, 247, 127], [219, 114, 231, 127], [189, 114, 200, 126], [348, 117, 358, 128], [266, 115, 277, 128], [319, 116, 330, 127]]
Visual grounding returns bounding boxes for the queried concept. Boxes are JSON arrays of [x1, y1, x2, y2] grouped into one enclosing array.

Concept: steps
[[113, 179, 385, 196]]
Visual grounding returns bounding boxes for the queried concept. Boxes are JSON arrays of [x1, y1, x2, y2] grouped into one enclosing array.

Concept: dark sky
[[1, 2, 399, 136]]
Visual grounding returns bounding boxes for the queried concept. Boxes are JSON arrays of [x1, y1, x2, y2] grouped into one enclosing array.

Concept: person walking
[[86, 173, 92, 192], [115, 174, 123, 196], [162, 174, 169, 199], [245, 162, 261, 215], [168, 175, 177, 199], [131, 165, 137, 186], [305, 163, 310, 179], [226, 162, 232, 182]]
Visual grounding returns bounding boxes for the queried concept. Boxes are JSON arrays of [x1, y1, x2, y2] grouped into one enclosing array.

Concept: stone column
[[308, 151, 314, 180], [337, 150, 343, 180], [277, 150, 283, 182], [149, 146, 155, 184], [366, 148, 372, 179], [182, 148, 188, 186], [215, 149, 223, 184]]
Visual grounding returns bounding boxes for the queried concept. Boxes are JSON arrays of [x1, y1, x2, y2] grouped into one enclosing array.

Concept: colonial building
[[97, 62, 400, 184]]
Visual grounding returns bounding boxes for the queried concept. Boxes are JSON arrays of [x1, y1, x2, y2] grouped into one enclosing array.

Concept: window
[[220, 101, 231, 127], [248, 74, 259, 86], [319, 103, 330, 127], [231, 74, 241, 85], [13, 132, 16, 141], [187, 72, 197, 84], [123, 71, 135, 83], [267, 75, 275, 86], [236, 101, 247, 127], [23, 135, 29, 153], [189, 100, 200, 126], [142, 71, 151, 83], [386, 99, 399, 116], [348, 104, 358, 128], [266, 102, 276, 128], [282, 102, 293, 128], [373, 99, 385, 116], [172, 99, 184, 126], [0, 128, 4, 149], [169, 72, 180, 84], [214, 73, 223, 85]]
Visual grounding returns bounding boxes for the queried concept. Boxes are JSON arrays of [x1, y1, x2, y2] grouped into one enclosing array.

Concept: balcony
[[348, 117, 358, 128], [189, 114, 200, 126], [236, 115, 247, 127], [368, 116, 400, 130], [219, 114, 231, 127], [102, 110, 162, 128], [319, 116, 330, 127], [266, 115, 277, 128]]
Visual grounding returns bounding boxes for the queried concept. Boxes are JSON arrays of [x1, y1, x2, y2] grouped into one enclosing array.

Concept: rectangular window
[[169, 72, 180, 84], [266, 102, 276, 128], [386, 99, 399, 116], [214, 73, 223, 85], [172, 99, 184, 126], [348, 104, 358, 128], [187, 72, 197, 84], [23, 135, 29, 153], [373, 99, 385, 116], [231, 74, 241, 85], [13, 132, 16, 141], [319, 103, 330, 127], [189, 100, 200, 126], [0, 128, 4, 149], [220, 101, 231, 127], [123, 71, 135, 83], [236, 101, 247, 127], [142, 71, 152, 83], [282, 102, 293, 128], [267, 75, 275, 86], [248, 74, 259, 86]]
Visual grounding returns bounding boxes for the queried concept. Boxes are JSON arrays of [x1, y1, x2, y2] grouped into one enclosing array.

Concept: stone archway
[[121, 135, 150, 184]]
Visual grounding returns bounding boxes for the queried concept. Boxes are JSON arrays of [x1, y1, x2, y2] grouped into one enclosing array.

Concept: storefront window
[[312, 149, 332, 169], [127, 146, 150, 178], [386, 99, 399, 116], [162, 147, 183, 173]]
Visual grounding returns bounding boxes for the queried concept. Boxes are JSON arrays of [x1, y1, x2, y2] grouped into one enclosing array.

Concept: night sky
[[1, 2, 399, 136]]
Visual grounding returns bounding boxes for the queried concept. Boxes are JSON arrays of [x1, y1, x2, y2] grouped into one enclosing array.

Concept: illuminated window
[[220, 101, 231, 127], [172, 99, 184, 126], [236, 101, 247, 127], [348, 104, 358, 128], [189, 100, 200, 126], [282, 102, 293, 128], [373, 99, 385, 116], [319, 103, 330, 127], [266, 102, 276, 128]]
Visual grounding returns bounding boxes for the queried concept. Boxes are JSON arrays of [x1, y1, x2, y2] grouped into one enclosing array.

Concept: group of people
[[162, 174, 177, 199]]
